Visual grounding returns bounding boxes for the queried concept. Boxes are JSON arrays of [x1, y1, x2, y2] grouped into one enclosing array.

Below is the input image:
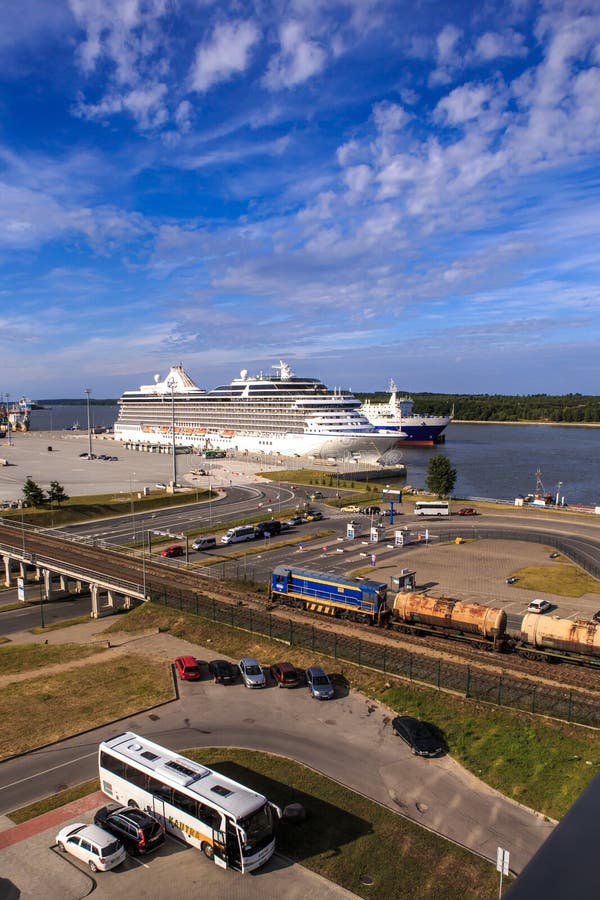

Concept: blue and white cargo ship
[[360, 381, 452, 446]]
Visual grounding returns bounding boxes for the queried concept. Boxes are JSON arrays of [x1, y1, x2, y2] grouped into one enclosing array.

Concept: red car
[[160, 544, 184, 557], [174, 656, 203, 681], [270, 662, 301, 688], [457, 507, 477, 516]]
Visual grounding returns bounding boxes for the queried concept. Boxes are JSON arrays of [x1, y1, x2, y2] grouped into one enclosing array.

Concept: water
[[30, 404, 118, 433], [397, 424, 600, 507], [28, 409, 600, 506]]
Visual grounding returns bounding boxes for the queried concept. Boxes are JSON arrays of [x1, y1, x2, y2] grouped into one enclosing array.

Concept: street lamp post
[[556, 482, 563, 507], [130, 472, 136, 540], [167, 377, 177, 488], [84, 389, 92, 458]]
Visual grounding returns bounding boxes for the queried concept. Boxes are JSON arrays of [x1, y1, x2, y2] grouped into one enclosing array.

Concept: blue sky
[[1, 0, 599, 399]]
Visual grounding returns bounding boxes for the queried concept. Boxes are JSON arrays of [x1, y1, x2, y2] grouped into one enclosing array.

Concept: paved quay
[[0, 428, 286, 505]]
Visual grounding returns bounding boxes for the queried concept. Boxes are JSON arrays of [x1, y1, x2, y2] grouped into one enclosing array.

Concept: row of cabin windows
[[100, 753, 220, 829]]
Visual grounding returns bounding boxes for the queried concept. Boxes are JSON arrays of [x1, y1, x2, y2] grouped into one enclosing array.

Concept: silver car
[[56, 822, 126, 872], [306, 665, 335, 700], [238, 657, 266, 688]]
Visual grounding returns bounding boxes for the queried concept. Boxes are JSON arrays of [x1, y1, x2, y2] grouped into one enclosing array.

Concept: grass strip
[[0, 642, 103, 676], [0, 654, 173, 759], [104, 602, 599, 819], [8, 778, 100, 824], [187, 748, 502, 899], [29, 615, 91, 634], [508, 562, 600, 597]]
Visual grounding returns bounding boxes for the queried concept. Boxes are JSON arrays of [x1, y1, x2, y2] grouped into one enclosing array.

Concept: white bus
[[414, 501, 450, 516], [221, 525, 256, 544], [98, 732, 280, 873]]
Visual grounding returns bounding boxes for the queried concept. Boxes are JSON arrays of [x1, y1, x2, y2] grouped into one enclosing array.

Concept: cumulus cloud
[[189, 19, 259, 93], [474, 29, 528, 61], [263, 20, 326, 89]]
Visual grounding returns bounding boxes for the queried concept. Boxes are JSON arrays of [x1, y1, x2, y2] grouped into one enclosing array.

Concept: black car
[[208, 659, 238, 684], [593, 610, 600, 623], [391, 716, 443, 757], [360, 506, 381, 515], [93, 805, 165, 856]]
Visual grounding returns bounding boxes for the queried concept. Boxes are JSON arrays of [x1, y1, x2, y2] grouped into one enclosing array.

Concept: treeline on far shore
[[355, 391, 600, 424]]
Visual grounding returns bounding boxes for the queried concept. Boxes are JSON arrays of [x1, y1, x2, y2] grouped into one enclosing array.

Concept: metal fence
[[151, 583, 600, 729]]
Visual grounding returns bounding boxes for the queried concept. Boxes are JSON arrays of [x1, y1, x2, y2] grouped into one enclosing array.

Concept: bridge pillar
[[3, 553, 16, 587]]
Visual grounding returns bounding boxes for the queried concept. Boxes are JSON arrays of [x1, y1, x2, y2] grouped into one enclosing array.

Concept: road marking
[[0, 751, 97, 792]]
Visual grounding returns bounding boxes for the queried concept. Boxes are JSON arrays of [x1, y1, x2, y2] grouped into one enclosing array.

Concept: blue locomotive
[[270, 565, 389, 625]]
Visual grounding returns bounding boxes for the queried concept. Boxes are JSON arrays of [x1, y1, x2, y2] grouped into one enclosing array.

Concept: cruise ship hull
[[115, 422, 399, 458]]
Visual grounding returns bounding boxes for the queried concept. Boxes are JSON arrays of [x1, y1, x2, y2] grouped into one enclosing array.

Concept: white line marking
[[0, 751, 97, 792]]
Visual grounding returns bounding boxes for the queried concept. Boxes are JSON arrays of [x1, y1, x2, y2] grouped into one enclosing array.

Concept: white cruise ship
[[114, 361, 403, 459]]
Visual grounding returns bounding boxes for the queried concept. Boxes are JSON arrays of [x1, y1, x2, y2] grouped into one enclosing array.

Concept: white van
[[192, 536, 217, 551], [221, 525, 256, 545]]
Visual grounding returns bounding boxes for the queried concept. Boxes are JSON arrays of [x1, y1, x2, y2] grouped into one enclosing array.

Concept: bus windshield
[[238, 803, 276, 853]]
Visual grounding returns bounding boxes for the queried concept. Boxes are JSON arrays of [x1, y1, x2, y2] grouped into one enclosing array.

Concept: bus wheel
[[202, 842, 215, 860]]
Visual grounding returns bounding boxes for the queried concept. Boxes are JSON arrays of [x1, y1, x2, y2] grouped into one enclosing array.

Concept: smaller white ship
[[361, 380, 452, 446]]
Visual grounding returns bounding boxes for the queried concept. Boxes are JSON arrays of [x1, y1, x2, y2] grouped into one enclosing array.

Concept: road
[[0, 627, 554, 875]]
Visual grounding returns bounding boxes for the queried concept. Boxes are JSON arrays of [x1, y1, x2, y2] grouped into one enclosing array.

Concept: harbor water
[[28, 407, 600, 507]]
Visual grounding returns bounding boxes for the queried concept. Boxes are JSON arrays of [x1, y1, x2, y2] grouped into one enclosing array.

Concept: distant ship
[[360, 381, 452, 446], [114, 362, 404, 459], [0, 397, 32, 432]]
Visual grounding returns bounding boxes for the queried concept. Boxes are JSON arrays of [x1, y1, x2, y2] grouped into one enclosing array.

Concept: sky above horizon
[[1, 0, 599, 399]]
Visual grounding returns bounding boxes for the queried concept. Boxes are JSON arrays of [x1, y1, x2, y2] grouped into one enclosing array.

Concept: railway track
[[2, 523, 600, 700]]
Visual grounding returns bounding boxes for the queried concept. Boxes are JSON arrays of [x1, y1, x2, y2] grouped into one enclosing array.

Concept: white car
[[527, 598, 551, 614], [56, 822, 126, 872], [238, 657, 266, 688]]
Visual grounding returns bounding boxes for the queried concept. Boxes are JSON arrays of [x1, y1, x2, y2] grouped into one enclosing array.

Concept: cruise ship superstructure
[[114, 362, 403, 458], [360, 381, 452, 446]]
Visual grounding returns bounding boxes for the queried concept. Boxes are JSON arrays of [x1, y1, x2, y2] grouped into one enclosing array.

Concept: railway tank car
[[270, 565, 389, 625], [519, 614, 600, 664], [391, 593, 508, 650]]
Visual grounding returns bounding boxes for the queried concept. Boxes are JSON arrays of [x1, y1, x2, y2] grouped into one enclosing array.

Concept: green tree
[[48, 481, 69, 506], [22, 477, 46, 507], [425, 454, 457, 499]]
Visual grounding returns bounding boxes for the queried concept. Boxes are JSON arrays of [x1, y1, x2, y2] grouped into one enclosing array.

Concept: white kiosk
[[346, 520, 363, 539]]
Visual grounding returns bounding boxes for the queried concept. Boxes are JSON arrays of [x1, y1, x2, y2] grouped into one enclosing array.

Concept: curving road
[[0, 628, 554, 876]]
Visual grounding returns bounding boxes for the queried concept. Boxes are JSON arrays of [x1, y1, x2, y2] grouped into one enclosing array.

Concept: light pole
[[130, 472, 136, 540], [167, 377, 177, 488], [556, 482, 563, 507], [84, 389, 92, 458], [6, 393, 12, 447]]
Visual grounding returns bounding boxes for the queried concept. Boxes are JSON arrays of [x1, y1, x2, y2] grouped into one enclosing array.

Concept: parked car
[[160, 544, 184, 558], [506, 576, 519, 585], [93, 805, 165, 856], [458, 507, 477, 516], [549, 552, 560, 559], [155, 482, 167, 489], [305, 665, 335, 700], [254, 520, 282, 538], [391, 716, 443, 757], [527, 598, 551, 614], [56, 822, 126, 872], [174, 655, 203, 681], [239, 657, 266, 688], [305, 510, 323, 521], [270, 662, 300, 688], [286, 516, 303, 527], [208, 659, 238, 684], [191, 536, 217, 551], [341, 505, 360, 513], [360, 506, 381, 515]]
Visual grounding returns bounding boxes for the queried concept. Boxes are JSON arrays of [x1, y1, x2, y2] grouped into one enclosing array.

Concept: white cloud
[[474, 29, 527, 61], [435, 83, 493, 125], [263, 20, 326, 89], [189, 19, 259, 93]]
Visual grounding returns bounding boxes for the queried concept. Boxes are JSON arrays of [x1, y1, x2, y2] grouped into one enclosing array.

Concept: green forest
[[355, 391, 600, 424]]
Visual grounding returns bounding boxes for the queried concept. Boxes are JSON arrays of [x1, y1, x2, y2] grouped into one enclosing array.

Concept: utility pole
[[84, 389, 92, 458]]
